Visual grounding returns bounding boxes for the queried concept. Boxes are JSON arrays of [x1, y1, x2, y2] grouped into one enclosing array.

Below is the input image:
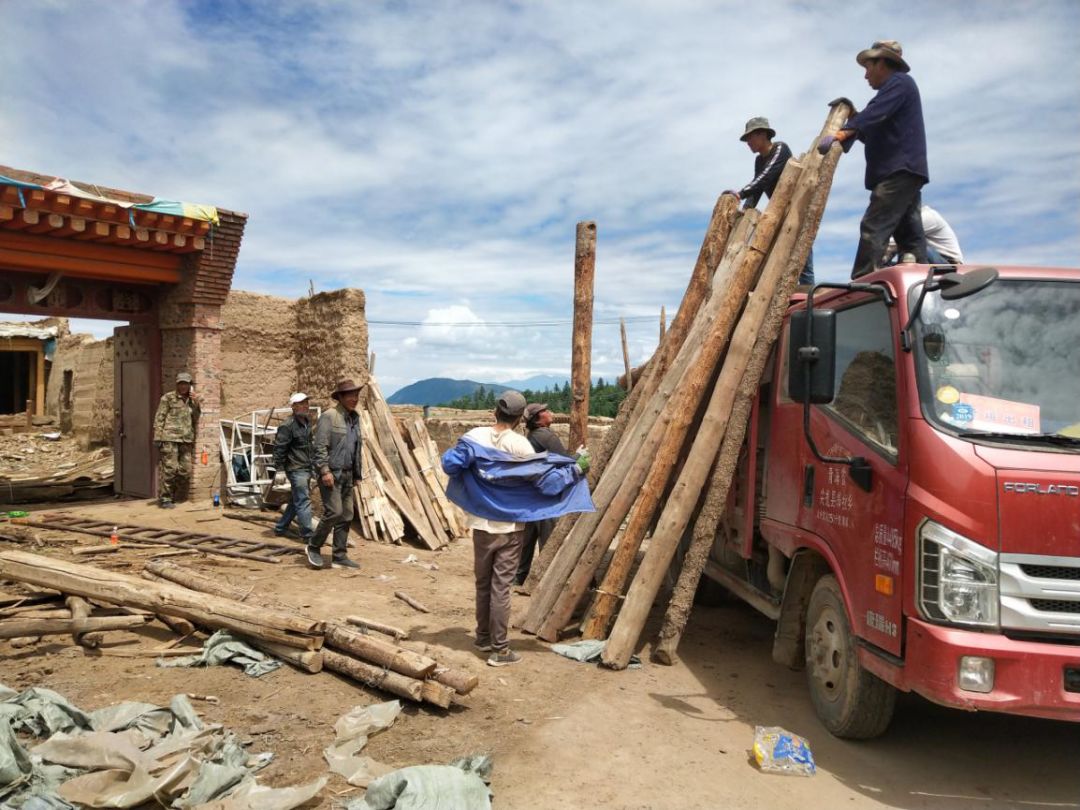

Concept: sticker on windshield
[[951, 402, 974, 423], [958, 393, 1041, 434], [936, 385, 960, 404]]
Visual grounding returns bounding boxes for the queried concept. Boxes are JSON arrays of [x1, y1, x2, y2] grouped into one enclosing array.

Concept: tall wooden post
[[659, 307, 666, 343], [570, 221, 596, 452], [620, 318, 632, 394]]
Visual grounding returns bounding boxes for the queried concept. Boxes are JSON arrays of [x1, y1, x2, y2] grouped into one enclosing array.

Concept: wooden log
[[521, 197, 742, 597], [431, 666, 479, 696], [0, 550, 324, 650], [345, 615, 409, 640], [602, 112, 846, 670], [394, 591, 430, 613], [324, 622, 436, 679], [9, 636, 41, 648], [653, 119, 847, 666], [323, 649, 423, 702], [620, 318, 633, 394], [0, 614, 148, 639], [249, 639, 323, 673], [71, 544, 120, 556], [66, 596, 102, 648], [531, 182, 793, 641], [420, 679, 455, 709], [569, 221, 596, 452], [660, 306, 666, 342]]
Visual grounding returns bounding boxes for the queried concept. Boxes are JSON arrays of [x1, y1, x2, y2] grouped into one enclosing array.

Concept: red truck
[[701, 263, 1080, 738]]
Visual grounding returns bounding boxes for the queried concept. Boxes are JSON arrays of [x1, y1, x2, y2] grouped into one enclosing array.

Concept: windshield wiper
[[959, 430, 1080, 447]]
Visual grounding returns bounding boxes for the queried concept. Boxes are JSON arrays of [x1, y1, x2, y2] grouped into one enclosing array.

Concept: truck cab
[[704, 264, 1080, 738]]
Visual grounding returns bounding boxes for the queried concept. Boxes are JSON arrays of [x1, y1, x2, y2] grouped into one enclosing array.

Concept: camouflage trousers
[[157, 441, 193, 501]]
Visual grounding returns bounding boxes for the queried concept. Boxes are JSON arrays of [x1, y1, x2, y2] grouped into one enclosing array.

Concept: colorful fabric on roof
[[0, 175, 219, 224]]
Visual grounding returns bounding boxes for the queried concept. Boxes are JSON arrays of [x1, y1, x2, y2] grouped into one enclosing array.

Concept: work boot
[[306, 547, 324, 569], [331, 556, 360, 570], [487, 648, 522, 667], [159, 498, 175, 510]]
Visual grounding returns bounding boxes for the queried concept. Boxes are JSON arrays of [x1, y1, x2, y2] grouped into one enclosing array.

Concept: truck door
[[797, 295, 907, 657]]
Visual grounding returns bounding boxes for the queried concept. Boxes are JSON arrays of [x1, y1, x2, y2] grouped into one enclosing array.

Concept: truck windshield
[[914, 279, 1080, 443]]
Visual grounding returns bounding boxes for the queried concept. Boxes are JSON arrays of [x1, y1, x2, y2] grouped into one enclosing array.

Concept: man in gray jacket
[[272, 392, 315, 543], [307, 379, 364, 570]]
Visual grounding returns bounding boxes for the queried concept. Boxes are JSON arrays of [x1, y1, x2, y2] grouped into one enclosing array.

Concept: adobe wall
[[294, 289, 368, 409], [46, 332, 114, 448], [220, 290, 297, 415]]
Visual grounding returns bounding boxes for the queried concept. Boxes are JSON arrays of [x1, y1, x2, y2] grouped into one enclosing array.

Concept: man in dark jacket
[[726, 117, 813, 284], [307, 379, 364, 570], [272, 392, 315, 543], [515, 402, 567, 585], [818, 40, 929, 278]]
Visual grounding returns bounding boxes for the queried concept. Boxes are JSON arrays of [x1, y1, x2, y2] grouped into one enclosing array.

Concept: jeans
[[799, 248, 815, 285], [308, 470, 354, 560], [474, 528, 525, 650], [851, 171, 927, 279], [275, 470, 313, 542]]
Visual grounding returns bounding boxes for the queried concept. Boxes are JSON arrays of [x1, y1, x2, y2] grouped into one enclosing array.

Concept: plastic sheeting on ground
[[349, 753, 493, 810], [550, 640, 642, 668], [323, 701, 400, 788], [0, 683, 323, 809], [157, 631, 283, 678]]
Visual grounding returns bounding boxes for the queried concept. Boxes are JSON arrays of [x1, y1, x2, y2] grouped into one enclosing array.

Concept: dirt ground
[[2, 497, 1078, 810]]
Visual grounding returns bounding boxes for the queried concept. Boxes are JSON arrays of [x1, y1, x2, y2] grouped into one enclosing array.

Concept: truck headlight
[[918, 520, 999, 628]]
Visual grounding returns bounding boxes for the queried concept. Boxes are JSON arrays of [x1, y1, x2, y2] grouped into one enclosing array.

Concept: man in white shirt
[[887, 204, 964, 265], [461, 390, 535, 666]]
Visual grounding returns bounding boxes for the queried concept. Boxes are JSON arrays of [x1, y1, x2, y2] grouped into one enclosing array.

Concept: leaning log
[[602, 108, 845, 670]]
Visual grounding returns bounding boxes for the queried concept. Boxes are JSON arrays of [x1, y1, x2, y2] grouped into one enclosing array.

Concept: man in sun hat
[[272, 392, 316, 543], [307, 378, 364, 570], [725, 116, 814, 284], [153, 371, 201, 509], [515, 401, 568, 585], [817, 40, 929, 279]]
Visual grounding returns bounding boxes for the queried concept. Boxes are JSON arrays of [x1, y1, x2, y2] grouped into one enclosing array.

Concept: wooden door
[[113, 324, 157, 498]]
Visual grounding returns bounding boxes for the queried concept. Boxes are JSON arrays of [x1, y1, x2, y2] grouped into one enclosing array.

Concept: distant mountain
[[387, 377, 509, 406], [498, 374, 569, 392]]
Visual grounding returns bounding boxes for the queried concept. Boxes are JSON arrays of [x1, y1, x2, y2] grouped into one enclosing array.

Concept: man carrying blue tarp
[[442, 390, 594, 667]]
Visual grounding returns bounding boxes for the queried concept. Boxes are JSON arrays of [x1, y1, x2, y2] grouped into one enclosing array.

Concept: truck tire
[[804, 574, 897, 739]]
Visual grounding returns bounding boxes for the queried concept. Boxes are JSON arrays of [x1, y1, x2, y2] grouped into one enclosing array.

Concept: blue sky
[[2, 1, 1078, 396]]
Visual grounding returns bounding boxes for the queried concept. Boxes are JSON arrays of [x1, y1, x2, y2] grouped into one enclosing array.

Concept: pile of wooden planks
[[519, 103, 851, 669], [354, 379, 464, 549], [0, 550, 477, 709]]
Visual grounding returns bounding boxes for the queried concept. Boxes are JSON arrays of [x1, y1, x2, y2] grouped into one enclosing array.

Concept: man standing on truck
[[818, 40, 929, 279], [726, 117, 814, 284], [153, 371, 200, 509]]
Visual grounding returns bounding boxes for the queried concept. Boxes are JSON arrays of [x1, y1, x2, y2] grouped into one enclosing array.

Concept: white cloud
[[1, 1, 1078, 396]]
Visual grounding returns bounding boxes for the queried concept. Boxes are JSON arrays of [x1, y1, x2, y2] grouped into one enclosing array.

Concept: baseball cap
[[289, 392, 309, 405], [524, 402, 549, 421], [496, 390, 527, 418], [176, 372, 193, 384]]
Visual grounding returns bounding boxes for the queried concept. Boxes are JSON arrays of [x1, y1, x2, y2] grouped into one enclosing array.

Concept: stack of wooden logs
[[519, 104, 850, 669], [355, 379, 465, 548], [0, 550, 478, 709]]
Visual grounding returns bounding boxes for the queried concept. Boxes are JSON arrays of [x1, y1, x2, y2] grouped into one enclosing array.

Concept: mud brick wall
[[220, 291, 297, 415], [46, 333, 114, 448], [293, 289, 368, 409]]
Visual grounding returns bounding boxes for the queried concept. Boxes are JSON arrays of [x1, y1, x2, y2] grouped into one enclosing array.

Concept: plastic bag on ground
[[752, 726, 816, 776], [156, 630, 283, 677], [323, 701, 401, 787]]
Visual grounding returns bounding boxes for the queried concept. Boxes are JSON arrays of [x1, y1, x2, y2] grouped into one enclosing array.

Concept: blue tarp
[[441, 437, 594, 523]]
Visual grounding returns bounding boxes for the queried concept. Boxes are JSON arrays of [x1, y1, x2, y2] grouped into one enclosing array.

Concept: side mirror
[[788, 309, 836, 404]]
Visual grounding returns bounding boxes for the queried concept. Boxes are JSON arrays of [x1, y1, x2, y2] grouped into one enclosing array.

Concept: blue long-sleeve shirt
[[843, 72, 928, 190], [441, 436, 595, 523]]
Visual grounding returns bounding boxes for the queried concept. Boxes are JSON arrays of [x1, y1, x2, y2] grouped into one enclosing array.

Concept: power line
[[367, 316, 659, 327]]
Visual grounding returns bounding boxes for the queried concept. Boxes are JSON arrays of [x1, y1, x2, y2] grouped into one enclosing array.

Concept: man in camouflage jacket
[[153, 372, 201, 508]]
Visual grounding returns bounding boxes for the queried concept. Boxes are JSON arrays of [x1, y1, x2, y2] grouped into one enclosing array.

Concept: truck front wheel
[[805, 574, 897, 739]]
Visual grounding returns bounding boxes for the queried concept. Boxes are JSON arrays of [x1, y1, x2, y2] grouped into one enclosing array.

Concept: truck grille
[[1000, 554, 1080, 636]]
